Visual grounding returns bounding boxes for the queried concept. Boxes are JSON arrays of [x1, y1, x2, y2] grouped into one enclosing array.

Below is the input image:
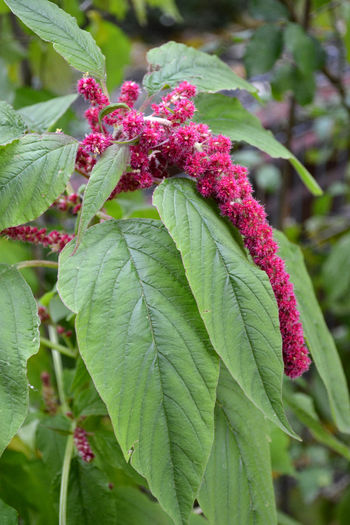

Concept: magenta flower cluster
[[1, 226, 73, 252], [74, 427, 94, 463], [76, 76, 310, 378]]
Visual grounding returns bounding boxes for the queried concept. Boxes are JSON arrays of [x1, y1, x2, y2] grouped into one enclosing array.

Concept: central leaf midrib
[[117, 224, 184, 519]]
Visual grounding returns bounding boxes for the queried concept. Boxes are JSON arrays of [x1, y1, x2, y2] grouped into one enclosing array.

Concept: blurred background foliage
[[1, 0, 350, 523]]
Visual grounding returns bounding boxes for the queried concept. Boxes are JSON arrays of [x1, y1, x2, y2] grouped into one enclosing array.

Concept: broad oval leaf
[[274, 230, 350, 433], [0, 100, 27, 145], [0, 133, 78, 230], [194, 93, 322, 196], [18, 94, 78, 133], [144, 41, 256, 95], [199, 366, 277, 525], [58, 219, 219, 525], [0, 264, 40, 456], [153, 178, 296, 438], [75, 145, 129, 249], [4, 0, 105, 79]]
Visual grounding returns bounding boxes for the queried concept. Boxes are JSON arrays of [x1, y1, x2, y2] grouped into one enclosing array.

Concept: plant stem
[[15, 260, 58, 270], [48, 325, 69, 414], [59, 421, 75, 525], [40, 336, 76, 358]]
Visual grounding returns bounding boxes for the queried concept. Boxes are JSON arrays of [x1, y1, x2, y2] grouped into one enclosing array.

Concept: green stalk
[[48, 326, 69, 414], [59, 422, 75, 525], [40, 336, 76, 358], [15, 260, 58, 270]]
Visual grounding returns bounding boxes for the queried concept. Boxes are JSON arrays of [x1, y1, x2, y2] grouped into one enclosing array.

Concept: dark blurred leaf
[[115, 486, 173, 524], [285, 393, 350, 460], [270, 425, 295, 476], [244, 24, 283, 76], [248, 0, 288, 21], [284, 23, 325, 73], [88, 13, 130, 91], [322, 232, 350, 315], [271, 63, 316, 105]]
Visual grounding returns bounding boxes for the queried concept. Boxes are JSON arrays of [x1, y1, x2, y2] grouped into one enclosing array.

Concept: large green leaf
[[244, 24, 283, 76], [0, 264, 39, 456], [0, 133, 78, 230], [0, 498, 18, 525], [0, 100, 27, 145], [4, 0, 105, 79], [153, 178, 296, 438], [18, 94, 78, 133], [115, 486, 173, 525], [58, 219, 219, 525], [285, 392, 350, 460], [75, 145, 129, 249], [199, 366, 276, 525], [274, 230, 350, 433], [67, 459, 117, 525], [144, 41, 256, 95], [194, 93, 322, 196]]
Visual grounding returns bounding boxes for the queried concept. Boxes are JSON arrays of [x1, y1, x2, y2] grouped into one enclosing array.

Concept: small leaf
[[0, 100, 27, 145], [194, 93, 322, 195], [115, 486, 173, 525], [0, 133, 78, 230], [153, 178, 297, 438], [4, 0, 105, 79], [285, 392, 350, 460], [274, 230, 350, 433], [244, 24, 283, 76], [98, 103, 130, 127], [58, 219, 219, 525], [18, 94, 78, 133], [284, 23, 325, 74], [0, 264, 40, 456], [75, 145, 129, 250], [144, 41, 256, 95], [199, 366, 277, 525]]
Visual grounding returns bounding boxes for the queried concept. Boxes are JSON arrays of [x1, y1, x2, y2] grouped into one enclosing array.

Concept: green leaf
[[322, 232, 350, 315], [274, 230, 350, 433], [67, 459, 117, 525], [18, 94, 78, 133], [285, 392, 350, 460], [4, 0, 106, 79], [115, 486, 173, 524], [75, 145, 129, 250], [198, 366, 277, 525], [153, 178, 296, 438], [284, 23, 325, 74], [58, 219, 219, 525], [269, 424, 295, 476], [244, 24, 283, 76], [0, 264, 39, 456], [194, 93, 322, 195], [36, 415, 71, 481], [0, 100, 27, 145], [277, 511, 302, 525], [271, 63, 316, 106], [0, 133, 78, 230], [0, 498, 18, 525], [144, 41, 256, 95]]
